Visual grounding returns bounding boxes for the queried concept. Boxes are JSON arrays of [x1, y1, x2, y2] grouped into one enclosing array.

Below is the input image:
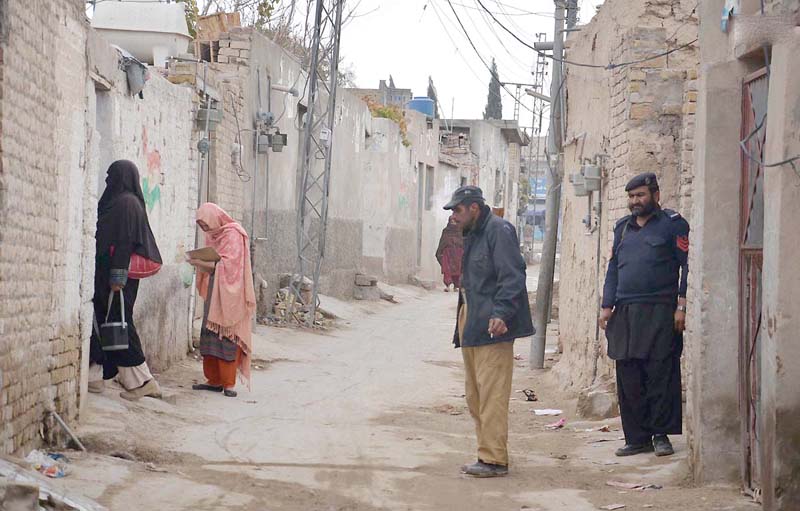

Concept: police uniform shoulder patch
[[663, 208, 682, 220]]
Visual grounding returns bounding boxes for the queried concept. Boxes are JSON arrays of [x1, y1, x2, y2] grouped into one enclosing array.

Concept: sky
[[341, 0, 605, 124]]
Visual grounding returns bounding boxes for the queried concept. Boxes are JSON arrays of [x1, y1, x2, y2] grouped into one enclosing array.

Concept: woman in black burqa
[[88, 160, 163, 401]]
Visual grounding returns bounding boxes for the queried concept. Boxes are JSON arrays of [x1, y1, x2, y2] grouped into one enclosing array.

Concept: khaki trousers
[[461, 341, 514, 466]]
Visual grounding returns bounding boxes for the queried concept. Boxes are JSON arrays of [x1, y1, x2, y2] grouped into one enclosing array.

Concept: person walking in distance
[[444, 186, 534, 477], [435, 215, 464, 292], [599, 172, 690, 457]]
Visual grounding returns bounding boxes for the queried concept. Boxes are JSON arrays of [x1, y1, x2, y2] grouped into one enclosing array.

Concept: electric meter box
[[570, 171, 590, 197], [582, 164, 601, 192]]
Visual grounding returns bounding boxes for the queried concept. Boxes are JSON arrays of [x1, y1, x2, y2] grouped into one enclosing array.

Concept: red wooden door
[[739, 68, 768, 495]]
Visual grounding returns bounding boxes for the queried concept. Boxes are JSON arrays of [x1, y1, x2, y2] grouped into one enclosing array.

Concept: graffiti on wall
[[141, 126, 162, 213]]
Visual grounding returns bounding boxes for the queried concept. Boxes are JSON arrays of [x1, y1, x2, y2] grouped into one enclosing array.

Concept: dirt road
[[58, 283, 755, 510]]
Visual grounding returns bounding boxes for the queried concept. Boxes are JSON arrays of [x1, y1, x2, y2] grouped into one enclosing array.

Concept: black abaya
[[90, 160, 161, 379]]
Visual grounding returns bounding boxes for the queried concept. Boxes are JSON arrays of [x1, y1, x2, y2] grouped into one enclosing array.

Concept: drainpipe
[[188, 61, 212, 352], [530, 0, 566, 369], [262, 73, 272, 246], [250, 69, 262, 279], [591, 156, 605, 382]]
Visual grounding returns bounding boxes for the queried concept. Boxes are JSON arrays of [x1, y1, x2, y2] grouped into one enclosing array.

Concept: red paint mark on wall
[[141, 126, 162, 212], [142, 126, 162, 178]]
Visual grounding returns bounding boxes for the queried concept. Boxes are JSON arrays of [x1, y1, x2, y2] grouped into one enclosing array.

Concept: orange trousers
[[203, 350, 241, 389]]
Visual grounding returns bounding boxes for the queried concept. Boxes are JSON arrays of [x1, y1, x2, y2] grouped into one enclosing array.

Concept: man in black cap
[[444, 185, 533, 477], [600, 172, 690, 457]]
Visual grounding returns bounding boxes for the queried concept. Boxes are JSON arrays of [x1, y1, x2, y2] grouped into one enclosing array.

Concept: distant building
[[348, 75, 413, 107]]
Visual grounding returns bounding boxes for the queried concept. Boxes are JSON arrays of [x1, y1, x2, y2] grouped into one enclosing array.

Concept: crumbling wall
[[553, 0, 699, 395], [0, 0, 90, 454]]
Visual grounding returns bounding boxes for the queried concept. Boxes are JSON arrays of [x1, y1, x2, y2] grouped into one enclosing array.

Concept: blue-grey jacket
[[453, 206, 534, 348]]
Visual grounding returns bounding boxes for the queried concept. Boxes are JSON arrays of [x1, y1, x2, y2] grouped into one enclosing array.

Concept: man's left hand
[[674, 310, 686, 333], [488, 318, 508, 338]]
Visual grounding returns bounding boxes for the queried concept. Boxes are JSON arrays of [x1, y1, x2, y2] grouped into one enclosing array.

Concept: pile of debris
[[261, 274, 329, 328]]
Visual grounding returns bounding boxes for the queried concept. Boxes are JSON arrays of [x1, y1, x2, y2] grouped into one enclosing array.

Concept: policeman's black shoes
[[615, 442, 655, 457], [653, 435, 675, 457], [461, 461, 509, 478], [615, 435, 675, 457]]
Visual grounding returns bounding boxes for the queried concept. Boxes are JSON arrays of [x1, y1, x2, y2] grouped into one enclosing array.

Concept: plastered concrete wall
[[552, 0, 699, 393], [688, 1, 800, 502], [0, 0, 90, 455], [361, 116, 420, 283], [92, 66, 195, 374], [759, 38, 800, 510], [448, 120, 514, 214], [211, 29, 415, 298]]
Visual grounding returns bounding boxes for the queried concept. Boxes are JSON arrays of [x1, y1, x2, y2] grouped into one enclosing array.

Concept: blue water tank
[[407, 97, 435, 118]]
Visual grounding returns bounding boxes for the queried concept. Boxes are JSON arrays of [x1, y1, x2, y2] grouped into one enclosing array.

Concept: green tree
[[176, 0, 199, 37], [483, 58, 502, 120]]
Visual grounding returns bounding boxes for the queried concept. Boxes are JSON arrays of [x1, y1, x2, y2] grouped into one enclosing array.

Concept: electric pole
[[290, 0, 345, 326], [531, 0, 574, 369]]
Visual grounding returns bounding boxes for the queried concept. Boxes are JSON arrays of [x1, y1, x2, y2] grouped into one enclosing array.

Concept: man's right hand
[[110, 283, 124, 292], [599, 308, 613, 330]]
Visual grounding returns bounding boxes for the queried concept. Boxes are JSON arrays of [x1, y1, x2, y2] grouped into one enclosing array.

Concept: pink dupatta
[[196, 203, 256, 388]]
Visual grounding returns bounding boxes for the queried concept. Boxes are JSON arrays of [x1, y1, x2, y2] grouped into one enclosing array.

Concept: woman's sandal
[[192, 383, 223, 392], [223, 389, 237, 398]]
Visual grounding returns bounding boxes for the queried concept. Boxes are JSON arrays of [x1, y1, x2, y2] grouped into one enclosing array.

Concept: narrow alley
[[2, 1, 800, 509], [51, 280, 754, 511]]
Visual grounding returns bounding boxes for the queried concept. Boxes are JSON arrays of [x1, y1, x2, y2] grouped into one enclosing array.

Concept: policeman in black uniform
[[599, 172, 690, 457]]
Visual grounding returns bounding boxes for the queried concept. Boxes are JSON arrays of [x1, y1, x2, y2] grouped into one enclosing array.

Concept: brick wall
[[679, 71, 698, 217], [210, 29, 251, 224], [0, 0, 89, 454]]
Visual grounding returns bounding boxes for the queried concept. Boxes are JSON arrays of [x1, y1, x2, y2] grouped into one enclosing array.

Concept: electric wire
[[226, 89, 253, 182], [474, 0, 698, 70], [740, 114, 800, 177], [471, 0, 538, 75], [451, 0, 554, 17], [443, 0, 535, 114], [427, 0, 512, 111], [459, 0, 535, 76]]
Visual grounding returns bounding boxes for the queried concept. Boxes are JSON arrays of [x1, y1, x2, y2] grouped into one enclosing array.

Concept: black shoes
[[615, 442, 655, 457], [653, 435, 674, 457], [615, 436, 675, 457], [192, 383, 223, 392], [461, 461, 509, 478]]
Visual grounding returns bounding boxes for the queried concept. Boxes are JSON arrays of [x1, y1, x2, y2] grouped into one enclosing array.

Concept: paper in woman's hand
[[186, 247, 221, 262]]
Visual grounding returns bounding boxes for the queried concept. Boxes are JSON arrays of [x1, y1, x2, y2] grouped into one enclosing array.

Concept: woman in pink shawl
[[187, 203, 256, 397]]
